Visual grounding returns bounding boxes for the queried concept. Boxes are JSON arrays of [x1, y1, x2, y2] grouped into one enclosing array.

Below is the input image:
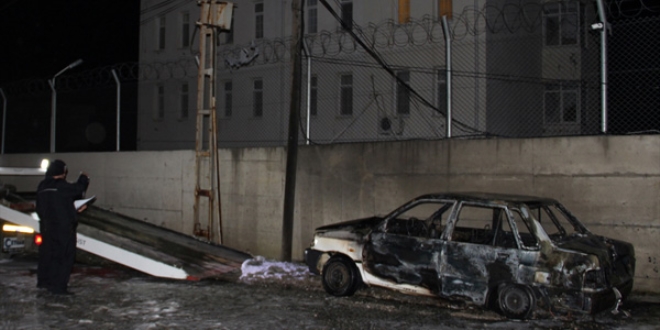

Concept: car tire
[[497, 284, 535, 320], [321, 255, 361, 297]]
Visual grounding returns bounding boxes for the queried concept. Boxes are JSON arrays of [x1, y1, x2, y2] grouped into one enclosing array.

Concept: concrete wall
[[1, 135, 658, 293], [0, 151, 196, 234]]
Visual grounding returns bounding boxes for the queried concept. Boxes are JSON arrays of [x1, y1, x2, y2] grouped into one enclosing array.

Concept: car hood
[[555, 233, 634, 267], [315, 217, 383, 236]]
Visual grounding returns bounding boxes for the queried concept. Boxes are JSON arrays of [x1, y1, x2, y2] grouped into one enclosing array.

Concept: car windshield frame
[[518, 200, 590, 244]]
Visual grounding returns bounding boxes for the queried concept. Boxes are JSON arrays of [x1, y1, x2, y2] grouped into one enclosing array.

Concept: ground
[[1, 254, 659, 330]]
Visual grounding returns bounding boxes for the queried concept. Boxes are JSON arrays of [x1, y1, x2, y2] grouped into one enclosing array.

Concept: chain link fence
[[608, 14, 660, 134], [212, 0, 607, 146], [1, 0, 658, 152], [226, 0, 660, 146], [0, 65, 140, 153]]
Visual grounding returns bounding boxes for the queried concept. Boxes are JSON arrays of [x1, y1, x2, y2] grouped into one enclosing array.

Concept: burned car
[[304, 193, 635, 319]]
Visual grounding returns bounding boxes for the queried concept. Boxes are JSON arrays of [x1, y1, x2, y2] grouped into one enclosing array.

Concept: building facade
[[137, 0, 599, 150]]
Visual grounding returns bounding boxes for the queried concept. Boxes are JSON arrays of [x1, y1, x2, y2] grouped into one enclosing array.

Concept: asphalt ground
[[1, 254, 659, 330]]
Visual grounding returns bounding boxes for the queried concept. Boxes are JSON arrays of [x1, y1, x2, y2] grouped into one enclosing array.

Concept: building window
[[544, 82, 579, 124], [181, 12, 190, 48], [341, 0, 353, 30], [255, 2, 264, 39], [439, 0, 452, 19], [310, 75, 318, 116], [307, 0, 318, 34], [396, 71, 410, 115], [224, 81, 233, 117], [436, 69, 447, 116], [544, 2, 579, 46], [253, 79, 263, 117], [180, 82, 189, 119], [156, 84, 165, 120], [340, 74, 353, 116], [398, 0, 410, 24], [158, 16, 166, 50]]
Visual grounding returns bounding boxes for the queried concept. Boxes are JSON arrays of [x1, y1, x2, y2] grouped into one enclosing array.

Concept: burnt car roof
[[413, 192, 559, 205]]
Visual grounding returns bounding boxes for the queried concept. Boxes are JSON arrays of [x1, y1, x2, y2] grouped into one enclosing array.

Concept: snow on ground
[[2, 256, 660, 329], [239, 256, 311, 281]]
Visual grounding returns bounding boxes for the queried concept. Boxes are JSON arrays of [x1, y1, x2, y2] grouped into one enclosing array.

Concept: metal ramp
[[0, 200, 251, 280]]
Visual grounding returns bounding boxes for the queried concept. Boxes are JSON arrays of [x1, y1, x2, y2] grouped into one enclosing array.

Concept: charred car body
[[304, 193, 635, 319]]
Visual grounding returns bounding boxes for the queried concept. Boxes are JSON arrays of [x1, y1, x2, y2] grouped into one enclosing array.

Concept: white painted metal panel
[[0, 204, 190, 280]]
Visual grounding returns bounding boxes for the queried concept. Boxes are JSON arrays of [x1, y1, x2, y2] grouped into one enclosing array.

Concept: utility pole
[[282, 0, 303, 261], [193, 1, 233, 244]]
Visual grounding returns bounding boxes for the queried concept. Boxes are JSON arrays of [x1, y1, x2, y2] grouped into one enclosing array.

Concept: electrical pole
[[193, 1, 234, 244], [282, 0, 303, 261]]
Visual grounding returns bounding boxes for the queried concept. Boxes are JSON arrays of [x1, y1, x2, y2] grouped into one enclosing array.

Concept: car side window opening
[[385, 201, 453, 238], [427, 203, 453, 238], [492, 211, 517, 249], [508, 208, 539, 249], [452, 204, 503, 245], [451, 203, 541, 250]]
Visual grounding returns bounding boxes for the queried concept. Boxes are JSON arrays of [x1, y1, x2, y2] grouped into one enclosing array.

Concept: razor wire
[[607, 0, 660, 19], [0, 1, 621, 92], [1, 0, 658, 150], [3, 0, 655, 89]]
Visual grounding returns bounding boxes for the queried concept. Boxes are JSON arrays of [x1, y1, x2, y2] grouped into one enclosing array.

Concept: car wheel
[[497, 284, 535, 320], [321, 255, 361, 297]]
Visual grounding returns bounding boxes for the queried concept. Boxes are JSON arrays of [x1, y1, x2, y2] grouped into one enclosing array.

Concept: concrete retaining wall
[[1, 135, 658, 293]]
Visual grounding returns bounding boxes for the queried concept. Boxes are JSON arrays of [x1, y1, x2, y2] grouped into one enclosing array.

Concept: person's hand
[[77, 205, 87, 213]]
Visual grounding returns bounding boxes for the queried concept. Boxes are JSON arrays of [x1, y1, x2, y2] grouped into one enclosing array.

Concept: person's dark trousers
[[48, 227, 76, 294], [36, 235, 52, 289]]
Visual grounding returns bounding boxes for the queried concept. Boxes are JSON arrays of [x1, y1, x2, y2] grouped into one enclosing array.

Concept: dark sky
[[0, 1, 140, 84], [0, 1, 141, 152]]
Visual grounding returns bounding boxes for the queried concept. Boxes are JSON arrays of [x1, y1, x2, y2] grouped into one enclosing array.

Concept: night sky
[[0, 1, 141, 152], [0, 1, 140, 83]]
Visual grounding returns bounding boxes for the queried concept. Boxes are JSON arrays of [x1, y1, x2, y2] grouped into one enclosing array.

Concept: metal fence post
[[49, 79, 57, 153], [49, 59, 83, 153], [442, 16, 452, 138], [596, 0, 608, 133], [303, 41, 312, 145], [111, 69, 121, 151], [0, 88, 6, 154]]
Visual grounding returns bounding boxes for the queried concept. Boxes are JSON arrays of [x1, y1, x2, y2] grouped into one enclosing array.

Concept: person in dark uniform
[[36, 159, 90, 295]]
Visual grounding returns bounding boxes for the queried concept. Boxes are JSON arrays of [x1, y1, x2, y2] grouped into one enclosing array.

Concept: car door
[[362, 200, 454, 294], [438, 202, 523, 306]]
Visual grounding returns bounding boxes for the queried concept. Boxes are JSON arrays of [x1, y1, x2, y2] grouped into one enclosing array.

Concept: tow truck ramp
[[0, 202, 251, 280]]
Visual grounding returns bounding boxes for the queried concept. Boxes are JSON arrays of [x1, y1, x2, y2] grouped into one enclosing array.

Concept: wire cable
[[318, 0, 482, 134]]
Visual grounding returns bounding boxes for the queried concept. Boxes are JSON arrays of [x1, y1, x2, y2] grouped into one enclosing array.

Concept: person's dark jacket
[[36, 174, 90, 234], [36, 173, 89, 293]]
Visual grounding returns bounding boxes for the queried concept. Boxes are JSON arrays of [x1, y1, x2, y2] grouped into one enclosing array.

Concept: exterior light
[[40, 159, 49, 172], [49, 59, 83, 153], [34, 234, 43, 246], [2, 224, 35, 234]]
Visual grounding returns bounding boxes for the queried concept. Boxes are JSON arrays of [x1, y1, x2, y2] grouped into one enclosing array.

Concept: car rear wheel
[[321, 255, 361, 296], [497, 284, 535, 320]]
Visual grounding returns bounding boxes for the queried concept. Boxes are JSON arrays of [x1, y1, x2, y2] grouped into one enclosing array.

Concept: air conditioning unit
[[378, 116, 404, 135]]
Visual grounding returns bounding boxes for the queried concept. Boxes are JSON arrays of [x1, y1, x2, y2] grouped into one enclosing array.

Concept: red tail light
[[34, 234, 43, 246]]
